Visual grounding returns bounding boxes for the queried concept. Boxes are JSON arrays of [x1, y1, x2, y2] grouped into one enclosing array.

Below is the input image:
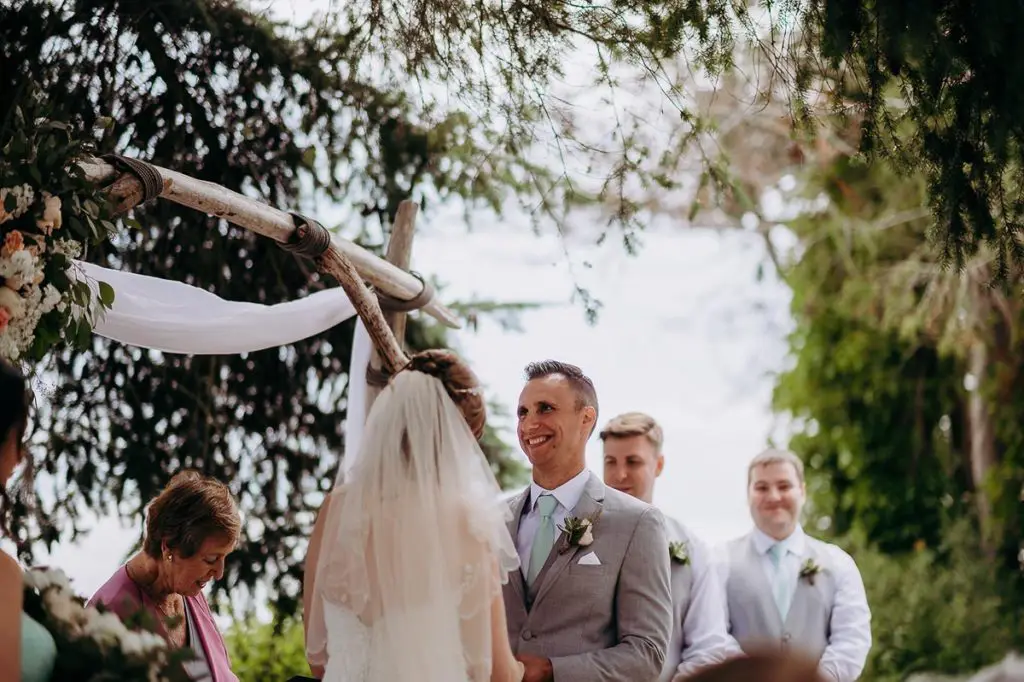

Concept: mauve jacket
[[88, 565, 239, 682]]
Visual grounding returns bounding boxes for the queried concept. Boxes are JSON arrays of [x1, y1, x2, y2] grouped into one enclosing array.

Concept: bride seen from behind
[[302, 350, 525, 682]]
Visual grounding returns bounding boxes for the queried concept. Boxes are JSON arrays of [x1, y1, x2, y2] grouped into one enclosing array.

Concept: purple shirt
[[88, 566, 239, 682]]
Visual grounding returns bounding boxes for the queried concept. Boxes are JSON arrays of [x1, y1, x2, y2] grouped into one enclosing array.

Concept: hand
[[516, 653, 554, 682]]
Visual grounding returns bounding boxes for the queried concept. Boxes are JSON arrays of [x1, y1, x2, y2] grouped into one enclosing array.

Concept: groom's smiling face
[[517, 374, 594, 470]]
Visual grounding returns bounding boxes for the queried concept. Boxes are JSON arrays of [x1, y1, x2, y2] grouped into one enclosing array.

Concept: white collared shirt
[[671, 525, 744, 678], [515, 468, 590, 570]]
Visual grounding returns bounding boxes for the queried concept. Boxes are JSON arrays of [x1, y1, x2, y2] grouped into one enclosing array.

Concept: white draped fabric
[[340, 321, 372, 485], [79, 261, 358, 355], [80, 260, 373, 485]]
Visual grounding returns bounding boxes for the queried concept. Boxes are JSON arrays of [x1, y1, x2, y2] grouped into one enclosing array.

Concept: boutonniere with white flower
[[669, 541, 690, 566], [557, 511, 600, 553], [799, 558, 824, 585]]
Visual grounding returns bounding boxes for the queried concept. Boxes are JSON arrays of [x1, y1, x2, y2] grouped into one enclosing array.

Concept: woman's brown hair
[[0, 358, 31, 537], [406, 349, 486, 440], [143, 470, 241, 559]]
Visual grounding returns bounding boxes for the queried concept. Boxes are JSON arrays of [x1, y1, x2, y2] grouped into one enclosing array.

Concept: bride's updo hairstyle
[[405, 349, 486, 440]]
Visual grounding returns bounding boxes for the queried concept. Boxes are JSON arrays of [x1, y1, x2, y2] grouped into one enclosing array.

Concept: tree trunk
[[966, 340, 998, 555]]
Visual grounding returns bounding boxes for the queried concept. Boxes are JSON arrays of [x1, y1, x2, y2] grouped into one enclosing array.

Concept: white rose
[[120, 630, 145, 656], [83, 609, 130, 646], [42, 590, 83, 634], [139, 630, 168, 652], [0, 286, 23, 318], [24, 568, 72, 593], [578, 526, 594, 547]]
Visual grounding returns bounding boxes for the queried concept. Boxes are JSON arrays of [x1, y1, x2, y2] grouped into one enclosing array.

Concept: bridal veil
[[306, 368, 520, 680]]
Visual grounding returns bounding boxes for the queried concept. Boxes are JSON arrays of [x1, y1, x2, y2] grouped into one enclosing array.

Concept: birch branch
[[77, 157, 461, 330]]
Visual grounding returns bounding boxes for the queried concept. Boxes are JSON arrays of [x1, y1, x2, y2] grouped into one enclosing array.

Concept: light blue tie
[[768, 543, 793, 619], [527, 494, 558, 586]]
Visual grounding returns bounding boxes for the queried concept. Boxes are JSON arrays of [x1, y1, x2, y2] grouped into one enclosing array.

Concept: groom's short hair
[[523, 360, 599, 417]]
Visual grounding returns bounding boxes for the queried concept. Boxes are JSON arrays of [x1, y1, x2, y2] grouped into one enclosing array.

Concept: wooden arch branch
[[77, 157, 461, 338], [319, 246, 407, 373]]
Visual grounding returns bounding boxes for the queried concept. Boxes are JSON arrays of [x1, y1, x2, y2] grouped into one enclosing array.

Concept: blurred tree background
[[6, 0, 1024, 679]]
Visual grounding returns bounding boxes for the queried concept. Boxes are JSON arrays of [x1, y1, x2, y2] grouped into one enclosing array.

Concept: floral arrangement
[[0, 100, 116, 363], [669, 540, 690, 566], [799, 558, 824, 585], [558, 511, 600, 553], [23, 567, 192, 682]]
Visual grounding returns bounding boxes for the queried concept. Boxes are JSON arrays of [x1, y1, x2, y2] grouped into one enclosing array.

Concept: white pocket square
[[577, 552, 601, 566]]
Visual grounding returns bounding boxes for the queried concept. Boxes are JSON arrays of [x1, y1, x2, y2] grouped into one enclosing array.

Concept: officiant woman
[[89, 470, 241, 682]]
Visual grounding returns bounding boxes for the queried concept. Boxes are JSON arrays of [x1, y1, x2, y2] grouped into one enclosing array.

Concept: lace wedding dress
[[320, 601, 473, 682], [305, 370, 522, 682]]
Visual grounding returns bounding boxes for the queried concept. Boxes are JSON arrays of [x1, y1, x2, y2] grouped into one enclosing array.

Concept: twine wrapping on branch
[[280, 213, 333, 259], [375, 271, 434, 312], [100, 154, 164, 203]]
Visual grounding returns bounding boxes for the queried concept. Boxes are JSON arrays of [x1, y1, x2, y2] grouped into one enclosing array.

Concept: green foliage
[[224, 615, 309, 682], [773, 155, 969, 551], [838, 524, 1020, 681], [772, 0, 1024, 272], [773, 119, 1024, 676]]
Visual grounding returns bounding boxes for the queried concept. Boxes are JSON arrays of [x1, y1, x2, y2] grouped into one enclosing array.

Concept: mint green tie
[[768, 543, 793, 619], [527, 494, 558, 586]]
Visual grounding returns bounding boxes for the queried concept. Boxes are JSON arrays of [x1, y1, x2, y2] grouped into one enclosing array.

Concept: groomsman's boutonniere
[[799, 558, 823, 585], [669, 541, 690, 566], [558, 512, 599, 553]]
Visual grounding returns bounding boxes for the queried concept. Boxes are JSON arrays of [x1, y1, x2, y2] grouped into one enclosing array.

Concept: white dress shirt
[[719, 526, 872, 682], [515, 468, 590, 571], [672, 529, 743, 679]]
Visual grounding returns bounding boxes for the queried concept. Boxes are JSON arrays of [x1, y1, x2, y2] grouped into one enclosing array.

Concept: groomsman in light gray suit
[[721, 449, 872, 681], [504, 360, 673, 682], [600, 412, 742, 682]]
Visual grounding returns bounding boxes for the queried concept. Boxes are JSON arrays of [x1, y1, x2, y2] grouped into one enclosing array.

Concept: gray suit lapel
[[531, 473, 605, 607], [507, 489, 530, 608], [745, 535, 784, 634]]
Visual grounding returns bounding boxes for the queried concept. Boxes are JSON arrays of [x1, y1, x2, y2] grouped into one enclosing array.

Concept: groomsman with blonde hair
[[601, 412, 741, 682], [721, 448, 872, 681]]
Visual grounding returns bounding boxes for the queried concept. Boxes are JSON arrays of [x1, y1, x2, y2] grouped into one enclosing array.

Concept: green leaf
[[98, 281, 115, 307], [75, 319, 92, 349], [67, 215, 88, 238]]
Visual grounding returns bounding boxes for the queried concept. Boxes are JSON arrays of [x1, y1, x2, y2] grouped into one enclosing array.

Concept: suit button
[[522, 630, 533, 640]]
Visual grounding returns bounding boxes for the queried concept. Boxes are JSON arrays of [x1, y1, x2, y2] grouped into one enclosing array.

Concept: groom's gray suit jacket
[[503, 472, 673, 682]]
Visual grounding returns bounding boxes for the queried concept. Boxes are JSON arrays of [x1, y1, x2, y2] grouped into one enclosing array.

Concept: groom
[[504, 360, 673, 682]]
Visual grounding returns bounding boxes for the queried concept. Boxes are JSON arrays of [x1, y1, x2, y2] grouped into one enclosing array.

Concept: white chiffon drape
[[78, 261, 374, 475]]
